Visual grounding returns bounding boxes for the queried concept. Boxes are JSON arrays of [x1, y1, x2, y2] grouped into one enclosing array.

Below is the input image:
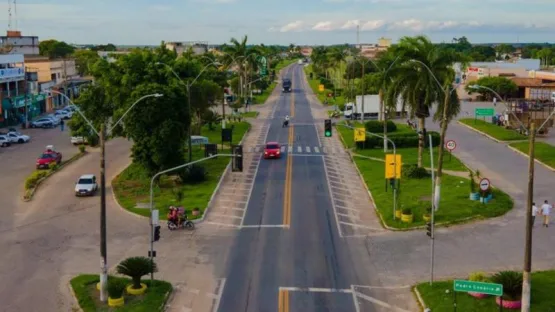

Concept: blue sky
[[2, 0, 554, 45]]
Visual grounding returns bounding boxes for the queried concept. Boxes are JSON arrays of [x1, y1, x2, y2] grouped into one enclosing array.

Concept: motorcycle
[[282, 120, 289, 127], [167, 217, 195, 231]]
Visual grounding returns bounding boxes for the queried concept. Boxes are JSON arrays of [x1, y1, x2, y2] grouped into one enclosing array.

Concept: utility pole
[[521, 122, 535, 312], [99, 123, 108, 302], [222, 91, 226, 129], [187, 84, 193, 162], [433, 85, 451, 212], [360, 60, 365, 122], [23, 66, 28, 128]]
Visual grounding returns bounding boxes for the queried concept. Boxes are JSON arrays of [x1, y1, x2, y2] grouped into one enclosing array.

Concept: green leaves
[[465, 76, 518, 100], [39, 39, 75, 58]]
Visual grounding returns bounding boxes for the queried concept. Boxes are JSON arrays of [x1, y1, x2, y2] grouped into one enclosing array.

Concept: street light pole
[[522, 122, 535, 312]]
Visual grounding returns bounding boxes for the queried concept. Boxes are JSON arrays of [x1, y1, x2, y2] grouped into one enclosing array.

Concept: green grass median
[[113, 121, 250, 220], [70, 274, 172, 312], [303, 64, 346, 107], [416, 270, 555, 311], [509, 141, 555, 169], [459, 118, 527, 141]]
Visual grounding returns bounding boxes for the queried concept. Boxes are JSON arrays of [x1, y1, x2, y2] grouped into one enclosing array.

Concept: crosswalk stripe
[[281, 146, 286, 152], [288, 145, 293, 153], [306, 146, 311, 153], [314, 147, 320, 153], [297, 146, 302, 153]]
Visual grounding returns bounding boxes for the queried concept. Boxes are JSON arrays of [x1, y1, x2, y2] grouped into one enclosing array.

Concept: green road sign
[[475, 108, 495, 117], [453, 280, 503, 296]]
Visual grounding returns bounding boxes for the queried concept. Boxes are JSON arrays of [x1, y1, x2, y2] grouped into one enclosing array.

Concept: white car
[[0, 135, 11, 147], [75, 174, 98, 196], [45, 114, 60, 126], [30, 117, 54, 128], [54, 110, 72, 120], [71, 136, 88, 145], [7, 131, 30, 143]]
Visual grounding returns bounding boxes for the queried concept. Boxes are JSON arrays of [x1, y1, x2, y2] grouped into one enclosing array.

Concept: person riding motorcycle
[[283, 115, 290, 127], [167, 206, 179, 224]]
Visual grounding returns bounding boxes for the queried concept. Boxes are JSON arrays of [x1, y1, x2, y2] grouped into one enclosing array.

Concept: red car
[[264, 142, 281, 159], [36, 148, 62, 169]]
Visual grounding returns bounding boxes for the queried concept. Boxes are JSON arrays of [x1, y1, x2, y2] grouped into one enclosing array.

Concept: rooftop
[[509, 77, 555, 88]]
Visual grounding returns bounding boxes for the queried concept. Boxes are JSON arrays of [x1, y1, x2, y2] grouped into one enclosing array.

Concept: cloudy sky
[[2, 0, 554, 45]]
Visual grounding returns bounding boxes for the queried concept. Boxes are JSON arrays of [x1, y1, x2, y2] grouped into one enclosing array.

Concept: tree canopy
[[39, 39, 75, 58], [465, 76, 518, 100]]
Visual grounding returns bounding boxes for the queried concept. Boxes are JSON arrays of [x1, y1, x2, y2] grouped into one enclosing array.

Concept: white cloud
[[361, 20, 386, 30], [341, 20, 360, 30], [280, 21, 305, 32], [389, 19, 425, 31], [312, 21, 334, 31]]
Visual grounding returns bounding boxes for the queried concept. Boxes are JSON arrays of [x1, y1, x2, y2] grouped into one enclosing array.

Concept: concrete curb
[[23, 151, 87, 202], [160, 284, 174, 311], [506, 144, 555, 172], [456, 120, 507, 143], [67, 280, 84, 312], [412, 286, 427, 311]]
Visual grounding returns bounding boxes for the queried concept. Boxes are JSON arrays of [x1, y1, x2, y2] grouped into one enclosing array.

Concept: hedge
[[364, 120, 397, 133], [355, 131, 441, 149]]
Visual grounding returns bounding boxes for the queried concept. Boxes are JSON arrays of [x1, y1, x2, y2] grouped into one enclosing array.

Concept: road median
[[507, 141, 555, 172], [458, 118, 527, 142]]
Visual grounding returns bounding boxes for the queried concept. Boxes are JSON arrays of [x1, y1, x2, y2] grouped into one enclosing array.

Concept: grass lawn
[[509, 141, 555, 168], [70, 274, 172, 312], [416, 270, 555, 311], [303, 64, 346, 107], [336, 122, 467, 172], [459, 118, 527, 141], [113, 121, 250, 220], [354, 157, 513, 228], [241, 111, 259, 118]]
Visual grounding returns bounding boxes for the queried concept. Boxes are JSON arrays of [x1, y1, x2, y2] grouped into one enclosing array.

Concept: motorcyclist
[[283, 115, 290, 127], [167, 206, 178, 224]]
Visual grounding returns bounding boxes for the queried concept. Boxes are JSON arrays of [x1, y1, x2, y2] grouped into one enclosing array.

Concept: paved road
[[215, 65, 414, 312]]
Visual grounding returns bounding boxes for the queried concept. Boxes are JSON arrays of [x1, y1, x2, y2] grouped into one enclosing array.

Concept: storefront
[[10, 93, 47, 122]]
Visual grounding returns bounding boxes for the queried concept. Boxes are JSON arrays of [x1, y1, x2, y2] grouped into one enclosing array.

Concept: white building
[[165, 41, 209, 56], [0, 31, 39, 55]]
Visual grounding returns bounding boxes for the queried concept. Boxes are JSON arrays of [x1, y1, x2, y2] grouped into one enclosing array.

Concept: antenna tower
[[7, 0, 12, 30], [13, 0, 17, 30]]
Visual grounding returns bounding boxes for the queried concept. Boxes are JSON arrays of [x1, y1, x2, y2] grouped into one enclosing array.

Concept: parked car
[[30, 118, 54, 128], [7, 131, 30, 143], [36, 146, 62, 169], [0, 135, 10, 147], [75, 174, 98, 196], [71, 136, 88, 145], [54, 109, 72, 120], [45, 114, 60, 125]]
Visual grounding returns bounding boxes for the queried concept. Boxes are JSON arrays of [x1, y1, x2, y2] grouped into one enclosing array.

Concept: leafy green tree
[[73, 50, 100, 75], [39, 39, 75, 58], [465, 76, 518, 100], [91, 43, 117, 51], [189, 79, 221, 134], [468, 46, 496, 61]]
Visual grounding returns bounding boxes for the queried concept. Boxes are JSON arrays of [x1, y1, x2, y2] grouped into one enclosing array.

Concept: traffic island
[[112, 122, 250, 220], [414, 270, 555, 311], [458, 118, 527, 142], [508, 141, 555, 171], [23, 149, 87, 201], [336, 121, 513, 229], [70, 274, 172, 312]]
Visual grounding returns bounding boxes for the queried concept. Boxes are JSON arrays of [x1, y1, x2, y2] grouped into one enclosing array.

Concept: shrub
[[179, 164, 207, 184], [107, 278, 127, 298], [490, 271, 523, 301], [48, 162, 58, 170], [78, 144, 86, 153], [24, 170, 49, 190], [116, 256, 158, 289], [469, 271, 489, 282], [357, 131, 441, 149], [364, 120, 397, 133], [402, 208, 412, 215], [402, 164, 430, 179]]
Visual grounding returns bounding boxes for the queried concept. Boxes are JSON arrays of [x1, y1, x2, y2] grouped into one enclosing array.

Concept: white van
[[551, 91, 555, 103]]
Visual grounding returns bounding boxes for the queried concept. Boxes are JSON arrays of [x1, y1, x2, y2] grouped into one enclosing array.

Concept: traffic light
[[154, 225, 161, 242], [426, 222, 432, 238], [232, 144, 243, 172], [324, 119, 332, 137]]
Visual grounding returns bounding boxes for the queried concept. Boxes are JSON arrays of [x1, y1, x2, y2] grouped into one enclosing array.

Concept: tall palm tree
[[222, 36, 258, 99], [385, 36, 461, 168], [327, 47, 346, 89]]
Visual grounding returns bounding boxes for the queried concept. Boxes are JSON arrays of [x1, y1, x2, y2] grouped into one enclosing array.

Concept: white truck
[[344, 95, 406, 120]]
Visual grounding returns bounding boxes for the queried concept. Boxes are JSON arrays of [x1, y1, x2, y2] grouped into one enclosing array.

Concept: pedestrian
[[531, 202, 538, 227], [60, 119, 65, 131], [493, 97, 497, 107], [541, 200, 551, 227]]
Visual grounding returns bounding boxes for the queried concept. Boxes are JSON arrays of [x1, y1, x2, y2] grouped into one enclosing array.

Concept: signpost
[[446, 140, 456, 161], [354, 127, 366, 142], [318, 84, 324, 92], [474, 108, 495, 124], [385, 154, 402, 179], [453, 279, 503, 311], [479, 178, 491, 191]]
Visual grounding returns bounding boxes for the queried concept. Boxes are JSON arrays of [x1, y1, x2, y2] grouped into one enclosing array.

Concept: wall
[[0, 36, 40, 55], [25, 59, 76, 83]]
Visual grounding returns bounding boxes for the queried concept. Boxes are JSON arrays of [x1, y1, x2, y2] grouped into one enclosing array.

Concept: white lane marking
[[288, 145, 293, 153], [314, 146, 320, 153], [322, 159, 343, 237], [297, 146, 302, 153], [339, 221, 382, 231], [351, 285, 361, 312], [354, 292, 412, 312], [241, 224, 289, 228], [306, 146, 311, 153], [279, 287, 352, 293], [290, 154, 324, 158], [353, 285, 412, 290], [211, 278, 226, 312]]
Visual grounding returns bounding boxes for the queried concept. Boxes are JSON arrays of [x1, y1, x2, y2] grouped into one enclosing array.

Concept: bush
[[178, 164, 207, 184], [48, 162, 58, 170], [107, 278, 127, 299], [116, 256, 158, 289], [364, 120, 397, 133], [491, 271, 523, 301], [469, 271, 489, 282], [402, 164, 430, 179], [357, 131, 441, 149], [78, 144, 86, 153], [402, 208, 412, 215], [24, 170, 49, 189]]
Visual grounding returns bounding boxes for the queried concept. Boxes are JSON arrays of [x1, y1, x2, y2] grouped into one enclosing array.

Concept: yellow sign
[[318, 84, 324, 92], [385, 154, 402, 179], [354, 127, 366, 142]]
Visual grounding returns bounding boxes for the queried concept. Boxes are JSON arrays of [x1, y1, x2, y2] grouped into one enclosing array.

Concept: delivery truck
[[344, 95, 406, 120]]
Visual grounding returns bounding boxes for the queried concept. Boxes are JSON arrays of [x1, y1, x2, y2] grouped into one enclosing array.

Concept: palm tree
[[327, 47, 345, 89], [223, 36, 259, 99], [386, 36, 462, 168]]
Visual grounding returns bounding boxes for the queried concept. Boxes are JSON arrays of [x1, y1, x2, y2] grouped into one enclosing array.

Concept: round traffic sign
[[479, 178, 491, 191], [446, 140, 457, 151]]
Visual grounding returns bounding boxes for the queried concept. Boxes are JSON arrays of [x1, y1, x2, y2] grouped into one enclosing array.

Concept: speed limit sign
[[446, 140, 457, 151]]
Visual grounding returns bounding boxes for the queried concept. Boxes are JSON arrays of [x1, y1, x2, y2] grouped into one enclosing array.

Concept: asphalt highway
[[217, 65, 363, 311]]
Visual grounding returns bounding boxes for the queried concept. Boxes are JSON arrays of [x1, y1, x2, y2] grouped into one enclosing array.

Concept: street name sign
[[479, 178, 491, 191], [475, 108, 495, 117], [453, 280, 503, 296]]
